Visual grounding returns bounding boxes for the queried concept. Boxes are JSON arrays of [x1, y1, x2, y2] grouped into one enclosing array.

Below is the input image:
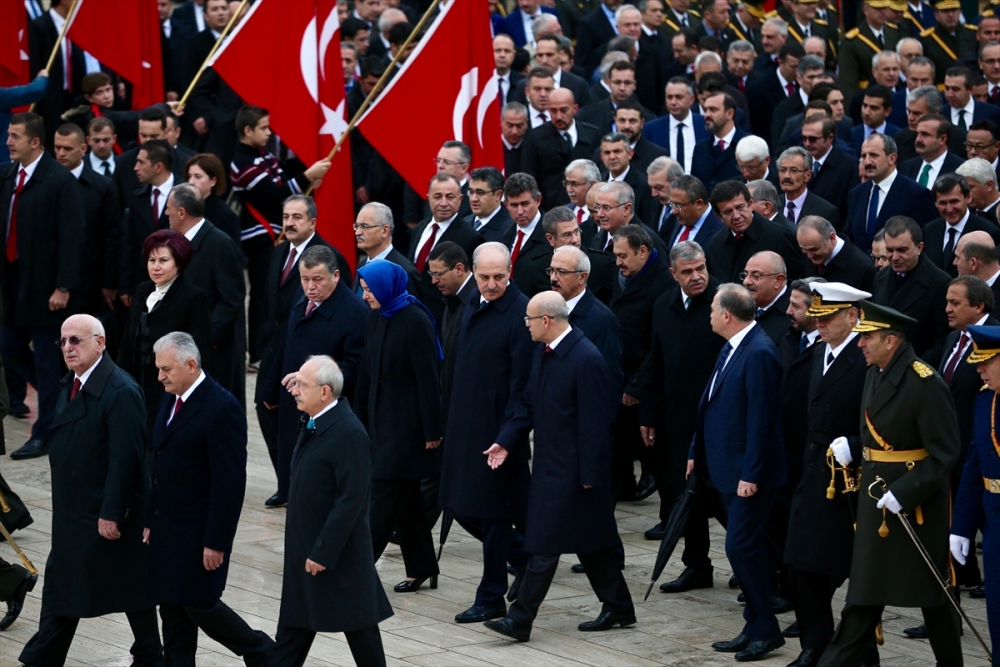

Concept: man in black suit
[[743, 251, 792, 344], [502, 102, 529, 175], [576, 62, 657, 133], [644, 156, 686, 244], [597, 132, 657, 224], [565, 160, 603, 247], [696, 0, 738, 49], [589, 181, 667, 257], [898, 114, 966, 186], [543, 207, 617, 304], [607, 100, 668, 174], [181, 0, 236, 133], [803, 115, 861, 231], [705, 181, 806, 283], [353, 202, 420, 297], [955, 231, 1000, 305], [165, 185, 247, 407], [776, 147, 841, 226], [576, 0, 622, 75], [924, 173, 1000, 276], [747, 41, 806, 143], [113, 106, 184, 216], [521, 89, 602, 209], [771, 56, 825, 147], [735, 135, 781, 189], [957, 156, 1000, 220], [747, 179, 795, 231], [510, 36, 591, 108], [797, 216, 877, 291], [500, 173, 552, 298], [1, 114, 83, 461], [465, 167, 515, 244], [691, 93, 750, 192], [147, 332, 274, 666], [871, 216, 952, 358], [27, 0, 88, 147], [662, 174, 726, 249]]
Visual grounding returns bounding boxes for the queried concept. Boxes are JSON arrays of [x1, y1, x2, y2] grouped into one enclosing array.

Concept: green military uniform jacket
[[661, 7, 702, 40], [847, 343, 961, 607], [786, 17, 840, 69], [920, 24, 979, 84], [555, 0, 602, 41], [727, 17, 763, 54], [840, 22, 901, 102]]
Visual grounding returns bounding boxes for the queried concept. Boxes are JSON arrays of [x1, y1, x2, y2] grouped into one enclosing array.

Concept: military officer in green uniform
[[555, 0, 602, 41], [785, 0, 840, 71], [840, 0, 900, 102], [817, 301, 964, 667], [661, 0, 703, 41], [729, 1, 767, 54], [920, 0, 979, 85]]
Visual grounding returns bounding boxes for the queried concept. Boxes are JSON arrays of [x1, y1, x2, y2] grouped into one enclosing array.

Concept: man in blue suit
[[691, 93, 749, 192], [943, 66, 1000, 128], [664, 175, 726, 248], [689, 283, 787, 661], [500, 0, 560, 48], [846, 132, 938, 253], [849, 85, 902, 156], [644, 77, 710, 172]]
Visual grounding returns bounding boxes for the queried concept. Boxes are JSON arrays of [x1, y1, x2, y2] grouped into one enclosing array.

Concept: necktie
[[683, 295, 690, 309], [307, 417, 316, 430], [498, 77, 506, 105], [280, 247, 298, 284], [817, 261, 826, 272], [676, 122, 686, 171], [677, 225, 692, 243], [958, 109, 968, 132], [510, 229, 526, 276], [474, 218, 484, 231], [734, 232, 745, 241], [151, 187, 160, 221], [786, 200, 797, 225], [717, 139, 726, 152], [70, 378, 82, 400], [944, 332, 970, 383], [710, 342, 732, 398], [803, 25, 810, 37], [562, 131, 573, 147], [992, 86, 999, 100], [826, 350, 835, 367], [756, 307, 766, 319], [101, 160, 111, 176], [738, 77, 746, 93], [812, 160, 821, 178], [576, 208, 584, 224], [681, 15, 688, 27], [799, 335, 809, 353], [64, 39, 72, 91], [605, 235, 614, 251], [785, 82, 796, 97], [414, 222, 439, 272], [877, 32, 885, 47], [305, 301, 317, 316], [171, 396, 183, 421], [539, 111, 548, 123], [866, 183, 880, 239], [944, 227, 958, 266], [7, 168, 26, 263], [918, 163, 932, 188], [544, 345, 552, 353]]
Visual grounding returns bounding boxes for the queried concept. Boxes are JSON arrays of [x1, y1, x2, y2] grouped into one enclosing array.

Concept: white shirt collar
[[502, 135, 522, 150], [69, 162, 84, 179], [725, 321, 757, 357], [547, 324, 574, 350], [815, 145, 833, 165], [829, 235, 845, 261], [179, 371, 207, 404], [515, 211, 541, 240], [183, 218, 207, 242], [610, 164, 631, 182], [369, 243, 394, 262], [762, 285, 788, 312], [866, 120, 887, 135], [803, 329, 821, 347], [88, 151, 114, 173], [431, 212, 458, 229], [309, 398, 340, 421], [923, 149, 948, 176], [947, 208, 971, 231], [477, 207, 501, 226], [193, 0, 205, 31], [17, 152, 43, 183], [776, 69, 794, 92], [671, 110, 693, 126], [825, 331, 859, 369], [565, 289, 586, 312], [290, 231, 316, 255], [641, 24, 656, 36], [716, 125, 737, 147], [988, 268, 1000, 286], [153, 172, 175, 200], [786, 188, 808, 214], [561, 121, 578, 146], [874, 167, 898, 192], [75, 353, 104, 387]]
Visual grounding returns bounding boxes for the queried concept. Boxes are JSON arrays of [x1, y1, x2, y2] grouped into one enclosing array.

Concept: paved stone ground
[[0, 374, 992, 666]]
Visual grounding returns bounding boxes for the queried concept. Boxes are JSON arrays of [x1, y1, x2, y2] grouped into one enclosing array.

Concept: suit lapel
[[163, 378, 209, 438], [52, 375, 87, 427], [710, 327, 754, 400]]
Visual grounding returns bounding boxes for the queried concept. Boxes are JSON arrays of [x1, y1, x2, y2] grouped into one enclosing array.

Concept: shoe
[[507, 568, 525, 602], [782, 621, 800, 638], [786, 649, 820, 667], [971, 584, 986, 599], [506, 564, 516, 575], [735, 634, 785, 662], [660, 566, 714, 593], [730, 574, 740, 588], [9, 403, 29, 418], [644, 522, 667, 540], [388, 530, 399, 545], [484, 616, 531, 642], [264, 493, 287, 508], [903, 623, 927, 639], [571, 563, 586, 573], [578, 610, 636, 631], [772, 596, 794, 614], [393, 576, 437, 593], [632, 474, 657, 501], [712, 634, 750, 652], [455, 603, 506, 624], [247, 362, 260, 374], [738, 592, 746, 603], [0, 572, 37, 631], [9, 439, 48, 460]]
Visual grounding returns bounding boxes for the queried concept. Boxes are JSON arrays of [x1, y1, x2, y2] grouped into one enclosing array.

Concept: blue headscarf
[[357, 259, 443, 359]]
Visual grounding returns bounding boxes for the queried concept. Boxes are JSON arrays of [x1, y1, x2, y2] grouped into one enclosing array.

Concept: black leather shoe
[[571, 563, 586, 573], [455, 604, 506, 624], [633, 474, 657, 501], [729, 574, 740, 588], [264, 493, 287, 507], [394, 576, 437, 593], [9, 403, 29, 418], [782, 621, 800, 638], [712, 634, 750, 652], [903, 623, 927, 639], [578, 610, 637, 631], [971, 584, 986, 599], [9, 439, 48, 460], [786, 648, 819, 667], [660, 566, 714, 593], [507, 568, 525, 602], [644, 522, 667, 540], [735, 634, 785, 661], [772, 596, 794, 614], [0, 572, 37, 631], [484, 616, 530, 641]]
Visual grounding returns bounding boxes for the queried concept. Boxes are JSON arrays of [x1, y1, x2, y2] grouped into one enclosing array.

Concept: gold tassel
[[879, 507, 890, 537], [875, 622, 885, 645]]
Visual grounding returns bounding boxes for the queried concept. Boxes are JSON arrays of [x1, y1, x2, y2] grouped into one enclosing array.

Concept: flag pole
[[305, 0, 443, 195], [29, 0, 82, 112], [176, 0, 251, 112]]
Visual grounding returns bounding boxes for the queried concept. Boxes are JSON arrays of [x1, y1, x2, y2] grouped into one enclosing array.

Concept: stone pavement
[[0, 374, 991, 666]]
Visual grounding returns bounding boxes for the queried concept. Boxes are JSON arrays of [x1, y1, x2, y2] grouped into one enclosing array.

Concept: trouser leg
[[789, 567, 839, 652], [818, 603, 883, 667], [28, 326, 63, 442], [922, 598, 964, 667], [243, 237, 272, 364], [270, 624, 315, 667], [160, 603, 198, 667], [723, 488, 779, 641], [255, 402, 279, 472], [369, 479, 403, 562], [507, 554, 560, 629], [681, 484, 726, 570], [18, 608, 80, 667], [578, 546, 634, 616], [344, 625, 386, 667], [394, 480, 439, 579], [184, 600, 274, 667], [126, 607, 165, 667], [457, 515, 511, 608]]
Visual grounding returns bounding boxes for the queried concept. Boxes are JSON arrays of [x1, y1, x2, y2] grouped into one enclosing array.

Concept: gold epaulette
[[983, 383, 991, 391], [815, 18, 829, 25], [920, 26, 934, 37], [690, 9, 702, 17], [886, 21, 898, 29], [912, 361, 935, 378], [664, 17, 680, 30], [984, 9, 997, 17], [765, 9, 779, 18], [845, 27, 860, 38], [967, 24, 979, 30]]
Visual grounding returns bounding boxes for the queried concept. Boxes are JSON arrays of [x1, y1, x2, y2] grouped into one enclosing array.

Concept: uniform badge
[[912, 361, 934, 378]]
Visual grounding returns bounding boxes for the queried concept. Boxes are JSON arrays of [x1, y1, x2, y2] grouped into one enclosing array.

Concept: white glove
[[830, 437, 852, 466], [950, 534, 971, 565], [876, 491, 903, 515]]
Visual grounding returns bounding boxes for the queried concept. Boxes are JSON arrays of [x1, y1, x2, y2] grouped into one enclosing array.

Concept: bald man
[[955, 230, 1000, 306]]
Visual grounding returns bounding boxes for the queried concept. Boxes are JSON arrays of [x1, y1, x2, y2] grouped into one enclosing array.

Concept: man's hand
[[36, 70, 49, 79], [121, 294, 133, 308], [622, 394, 639, 406], [143, 527, 150, 544], [101, 288, 117, 310], [166, 91, 179, 102], [203, 547, 225, 571], [48, 289, 69, 311], [304, 158, 332, 181], [262, 401, 277, 410], [99, 518, 121, 540], [356, 186, 370, 204], [305, 558, 326, 575], [583, 485, 593, 489], [686, 459, 694, 479], [117, 82, 127, 99], [281, 372, 298, 389], [426, 440, 441, 450], [737, 480, 758, 497], [829, 437, 852, 466], [484, 444, 508, 469], [876, 491, 903, 515], [165, 100, 184, 116], [950, 534, 970, 565], [640, 426, 655, 447], [193, 117, 209, 135]]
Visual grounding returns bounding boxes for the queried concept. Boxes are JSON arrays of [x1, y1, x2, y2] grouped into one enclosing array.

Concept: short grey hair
[[735, 135, 769, 162], [531, 291, 570, 320], [871, 50, 900, 70], [728, 39, 755, 55], [341, 41, 359, 60], [907, 55, 936, 78], [907, 85, 943, 114], [532, 14, 560, 40], [600, 51, 630, 79], [170, 183, 205, 218], [797, 215, 836, 237], [553, 245, 591, 273], [615, 4, 642, 22], [153, 331, 202, 369], [473, 241, 511, 270], [501, 101, 528, 118], [865, 131, 897, 156], [542, 207, 576, 235], [798, 54, 825, 75], [284, 194, 317, 220], [716, 283, 757, 321], [750, 250, 786, 275], [565, 158, 601, 183], [441, 140, 471, 165], [378, 7, 406, 33], [957, 157, 997, 187], [777, 146, 813, 171], [896, 37, 922, 57], [299, 245, 339, 275], [599, 180, 635, 207], [694, 51, 723, 70], [763, 17, 788, 37], [669, 240, 705, 269], [747, 179, 781, 209], [308, 355, 344, 398], [647, 156, 684, 182], [359, 202, 394, 231]]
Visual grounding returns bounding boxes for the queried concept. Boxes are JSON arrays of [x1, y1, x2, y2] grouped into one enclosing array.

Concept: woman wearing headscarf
[[354, 260, 443, 593]]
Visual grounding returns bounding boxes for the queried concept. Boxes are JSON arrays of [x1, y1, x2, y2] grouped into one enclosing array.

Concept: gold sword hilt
[[0, 486, 10, 513]]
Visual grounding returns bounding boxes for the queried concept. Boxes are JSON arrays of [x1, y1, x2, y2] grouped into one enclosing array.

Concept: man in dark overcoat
[[18, 315, 162, 667], [484, 292, 636, 642], [273, 355, 392, 667], [146, 332, 274, 666], [438, 242, 534, 624]]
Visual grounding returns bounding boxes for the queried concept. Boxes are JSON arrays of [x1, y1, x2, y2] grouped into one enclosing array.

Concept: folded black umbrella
[[644, 474, 698, 601], [436, 509, 454, 562]]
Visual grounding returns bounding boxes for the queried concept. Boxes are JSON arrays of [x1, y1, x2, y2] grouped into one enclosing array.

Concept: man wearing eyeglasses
[[742, 251, 791, 344], [979, 40, 1000, 107], [664, 174, 725, 248], [802, 114, 860, 230], [589, 181, 668, 257], [541, 207, 617, 304], [776, 147, 841, 226], [465, 167, 515, 244], [964, 120, 1000, 182]]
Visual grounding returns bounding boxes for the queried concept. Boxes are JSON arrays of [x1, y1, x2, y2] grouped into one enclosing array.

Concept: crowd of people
[[5, 0, 1000, 665]]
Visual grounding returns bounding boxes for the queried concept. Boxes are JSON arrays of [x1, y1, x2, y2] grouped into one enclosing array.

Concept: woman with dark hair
[[354, 260, 443, 593], [184, 153, 242, 246], [118, 229, 213, 438]]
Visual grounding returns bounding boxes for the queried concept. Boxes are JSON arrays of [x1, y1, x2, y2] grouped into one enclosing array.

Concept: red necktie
[[993, 86, 1000, 100], [718, 140, 726, 152], [70, 378, 81, 400], [415, 222, 439, 272], [151, 188, 160, 222], [305, 301, 317, 316], [943, 332, 969, 384], [576, 208, 584, 224], [7, 168, 25, 263], [510, 229, 525, 277], [539, 111, 548, 123], [817, 262, 826, 273], [738, 77, 746, 93], [785, 82, 796, 97], [171, 396, 183, 421], [544, 345, 552, 353], [280, 247, 298, 284], [677, 225, 692, 243]]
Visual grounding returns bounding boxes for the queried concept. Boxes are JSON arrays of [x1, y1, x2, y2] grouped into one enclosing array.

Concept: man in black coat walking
[[18, 315, 162, 667], [146, 332, 274, 666], [274, 356, 392, 667], [796, 216, 876, 292]]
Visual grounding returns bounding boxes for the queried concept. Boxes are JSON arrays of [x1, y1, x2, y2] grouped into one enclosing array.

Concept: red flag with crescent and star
[[208, 0, 355, 268], [355, 0, 504, 194], [0, 0, 30, 88]]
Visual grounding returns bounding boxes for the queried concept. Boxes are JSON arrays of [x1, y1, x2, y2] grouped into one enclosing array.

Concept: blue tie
[[799, 334, 809, 354], [866, 184, 880, 242], [710, 342, 732, 398], [307, 418, 315, 430]]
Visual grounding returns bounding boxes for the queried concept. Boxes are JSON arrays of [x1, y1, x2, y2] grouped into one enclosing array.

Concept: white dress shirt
[[511, 212, 541, 251], [669, 111, 696, 170], [565, 290, 586, 312], [151, 173, 175, 220], [709, 321, 757, 397], [943, 210, 970, 250], [414, 214, 457, 256], [950, 97, 976, 129], [547, 324, 574, 350], [870, 168, 898, 216], [916, 150, 949, 190], [74, 353, 104, 389], [88, 151, 115, 175], [183, 218, 207, 242], [169, 371, 207, 424], [823, 332, 858, 375]]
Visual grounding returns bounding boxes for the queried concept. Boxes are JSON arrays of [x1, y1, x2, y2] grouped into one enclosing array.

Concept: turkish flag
[[209, 0, 356, 269], [0, 0, 29, 88], [355, 0, 503, 194], [66, 0, 164, 109]]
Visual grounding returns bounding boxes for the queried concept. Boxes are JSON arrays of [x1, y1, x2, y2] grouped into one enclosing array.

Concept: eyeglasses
[[288, 379, 314, 389], [739, 271, 782, 281], [468, 189, 497, 197], [352, 222, 385, 231], [523, 315, 547, 324], [545, 267, 585, 277], [562, 179, 590, 188], [736, 163, 763, 174], [964, 142, 997, 151], [56, 334, 99, 348], [428, 267, 455, 279], [433, 157, 468, 167], [667, 200, 694, 210], [593, 202, 628, 213], [777, 167, 808, 174]]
